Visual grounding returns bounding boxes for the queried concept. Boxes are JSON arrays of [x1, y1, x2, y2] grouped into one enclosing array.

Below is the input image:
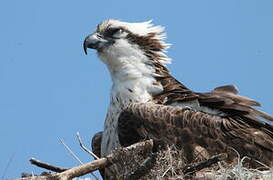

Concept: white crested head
[[84, 19, 171, 71], [84, 19, 172, 101], [98, 19, 166, 37]]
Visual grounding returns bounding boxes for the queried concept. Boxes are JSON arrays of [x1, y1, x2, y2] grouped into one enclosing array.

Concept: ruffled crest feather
[[98, 19, 171, 65]]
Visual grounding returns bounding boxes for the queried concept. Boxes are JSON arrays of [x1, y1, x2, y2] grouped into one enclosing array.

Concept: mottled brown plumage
[[118, 103, 273, 167]]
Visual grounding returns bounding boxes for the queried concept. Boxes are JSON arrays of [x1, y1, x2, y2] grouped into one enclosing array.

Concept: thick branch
[[10, 140, 154, 180]]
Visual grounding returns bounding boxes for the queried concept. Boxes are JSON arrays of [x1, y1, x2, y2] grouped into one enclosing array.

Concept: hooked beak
[[83, 33, 108, 55]]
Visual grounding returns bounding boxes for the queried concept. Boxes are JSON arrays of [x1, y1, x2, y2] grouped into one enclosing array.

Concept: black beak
[[83, 37, 89, 55], [83, 33, 105, 55]]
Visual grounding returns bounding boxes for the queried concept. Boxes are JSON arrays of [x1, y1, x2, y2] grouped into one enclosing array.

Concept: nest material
[[107, 145, 273, 180]]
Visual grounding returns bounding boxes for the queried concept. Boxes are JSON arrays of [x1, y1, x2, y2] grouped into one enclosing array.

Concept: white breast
[[100, 103, 121, 157], [101, 83, 157, 156], [100, 70, 163, 156]]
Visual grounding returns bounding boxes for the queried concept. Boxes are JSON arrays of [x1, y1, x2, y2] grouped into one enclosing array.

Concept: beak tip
[[83, 41, 88, 55], [84, 48, 88, 55]]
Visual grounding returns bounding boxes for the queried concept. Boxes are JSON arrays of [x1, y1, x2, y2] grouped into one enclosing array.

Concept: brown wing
[[198, 85, 273, 123], [118, 103, 273, 166], [153, 75, 199, 104], [154, 75, 273, 123]]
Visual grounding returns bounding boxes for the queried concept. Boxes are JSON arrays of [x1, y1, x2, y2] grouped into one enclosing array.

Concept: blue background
[[1, 0, 272, 179]]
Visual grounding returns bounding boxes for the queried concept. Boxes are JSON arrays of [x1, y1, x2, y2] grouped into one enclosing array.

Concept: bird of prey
[[84, 19, 273, 179]]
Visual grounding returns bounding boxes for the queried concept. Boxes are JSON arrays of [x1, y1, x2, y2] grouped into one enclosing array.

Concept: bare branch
[[76, 132, 99, 160], [59, 139, 84, 164], [29, 158, 67, 172], [10, 140, 154, 180], [2, 152, 15, 180], [58, 139, 154, 179], [59, 139, 98, 180]]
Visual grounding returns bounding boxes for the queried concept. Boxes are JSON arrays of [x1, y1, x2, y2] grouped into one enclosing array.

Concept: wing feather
[[118, 103, 273, 166], [154, 74, 272, 123], [198, 86, 273, 123]]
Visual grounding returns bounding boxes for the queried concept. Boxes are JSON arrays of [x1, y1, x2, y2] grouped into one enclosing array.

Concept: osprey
[[84, 19, 273, 179]]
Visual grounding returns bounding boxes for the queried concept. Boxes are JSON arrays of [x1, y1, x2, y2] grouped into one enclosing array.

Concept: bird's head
[[84, 19, 171, 77]]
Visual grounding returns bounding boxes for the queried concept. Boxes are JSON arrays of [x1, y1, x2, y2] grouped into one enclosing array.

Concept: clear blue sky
[[1, 0, 273, 179]]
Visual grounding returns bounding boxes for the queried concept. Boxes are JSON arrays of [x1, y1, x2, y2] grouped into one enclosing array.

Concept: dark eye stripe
[[104, 28, 122, 37]]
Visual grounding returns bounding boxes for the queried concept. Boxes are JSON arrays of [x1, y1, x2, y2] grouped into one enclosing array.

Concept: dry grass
[[215, 157, 273, 180], [106, 145, 273, 180]]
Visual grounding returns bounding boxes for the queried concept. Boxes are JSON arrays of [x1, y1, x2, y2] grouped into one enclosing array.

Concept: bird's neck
[[99, 48, 166, 107], [109, 63, 163, 107]]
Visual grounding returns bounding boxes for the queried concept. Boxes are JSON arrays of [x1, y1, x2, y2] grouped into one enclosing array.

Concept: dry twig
[[29, 158, 67, 173], [10, 140, 154, 180], [59, 139, 99, 179], [76, 132, 99, 160], [59, 139, 84, 164], [183, 153, 228, 175]]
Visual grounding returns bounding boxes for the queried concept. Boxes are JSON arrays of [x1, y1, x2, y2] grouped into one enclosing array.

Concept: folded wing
[[118, 103, 273, 166], [198, 85, 273, 123]]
